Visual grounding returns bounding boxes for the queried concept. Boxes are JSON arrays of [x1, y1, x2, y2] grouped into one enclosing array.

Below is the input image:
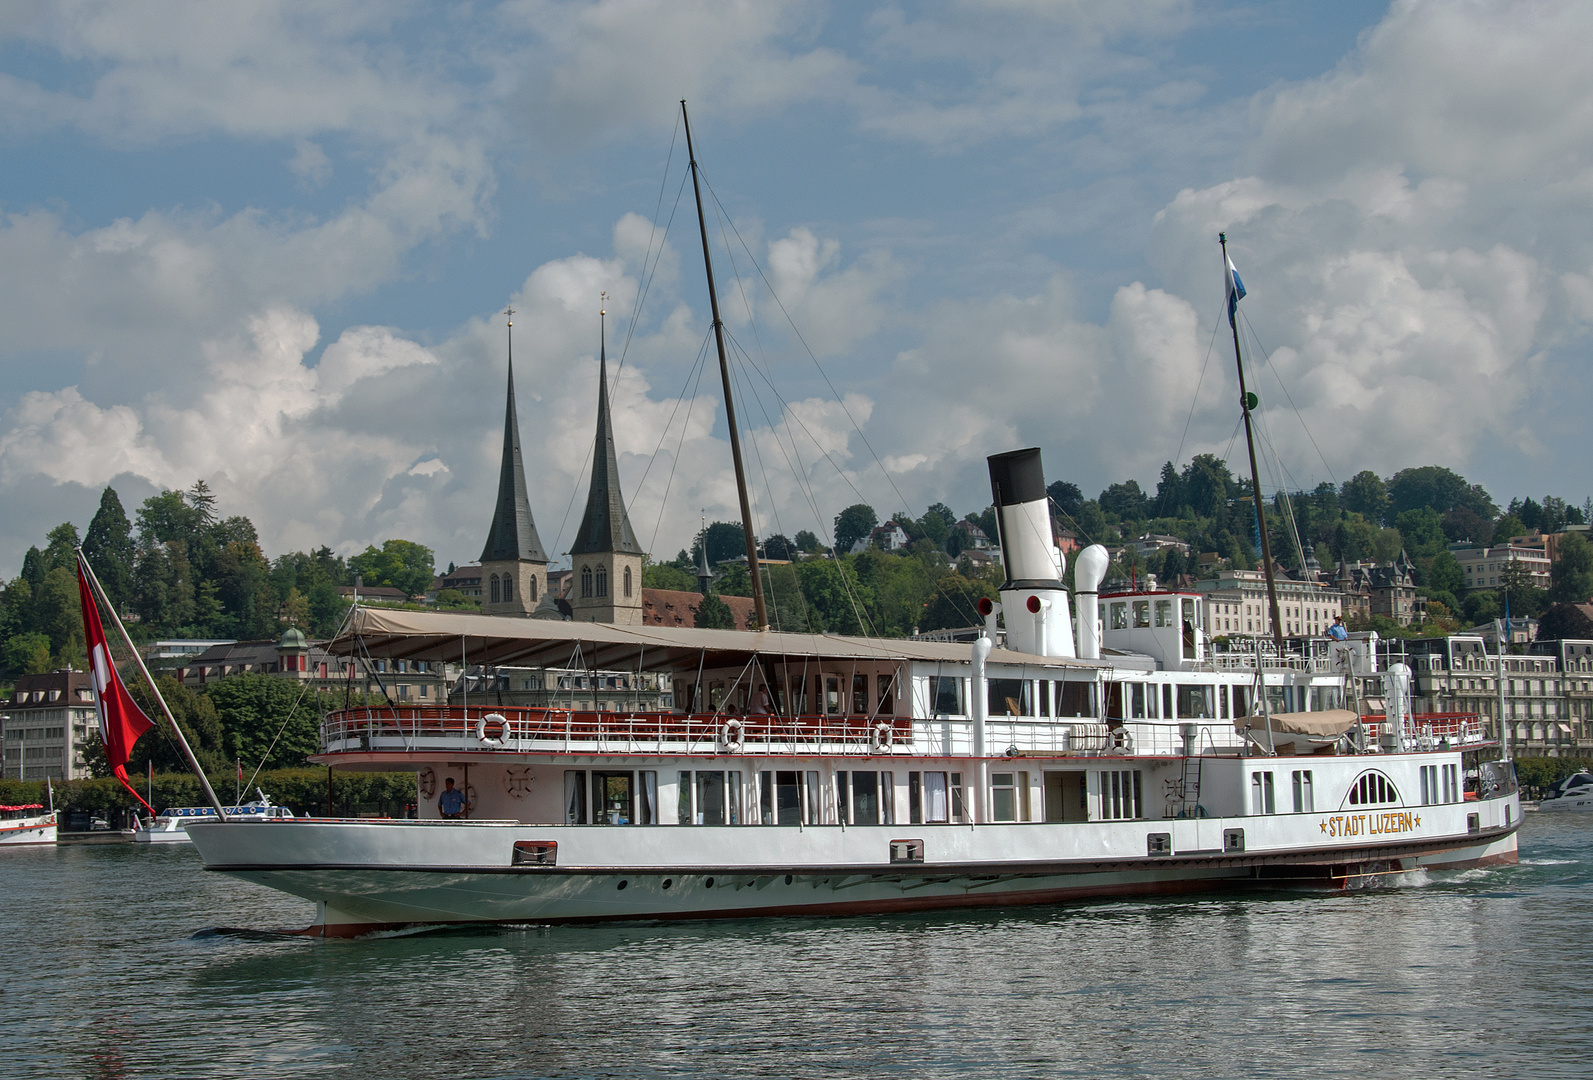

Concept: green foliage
[[1513, 757, 1593, 798], [3, 632, 52, 675], [1538, 603, 1593, 642], [1341, 471, 1390, 524], [715, 563, 753, 597], [793, 530, 821, 554], [348, 539, 435, 598], [434, 588, 479, 610], [794, 557, 870, 635], [1500, 561, 1549, 619], [1428, 551, 1466, 597], [0, 769, 417, 818], [920, 573, 996, 632], [762, 534, 798, 560], [1387, 465, 1497, 521], [642, 562, 697, 592], [694, 592, 735, 629], [83, 488, 135, 613], [1463, 589, 1502, 626], [762, 564, 811, 633], [833, 504, 878, 553], [203, 673, 353, 770], [1394, 507, 1445, 559], [1098, 480, 1148, 521], [1492, 514, 1528, 543], [1550, 531, 1593, 603], [693, 521, 749, 567], [127, 675, 227, 774], [1046, 481, 1083, 518]]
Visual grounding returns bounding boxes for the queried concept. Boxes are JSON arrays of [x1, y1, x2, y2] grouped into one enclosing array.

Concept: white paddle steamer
[[187, 449, 1519, 935]]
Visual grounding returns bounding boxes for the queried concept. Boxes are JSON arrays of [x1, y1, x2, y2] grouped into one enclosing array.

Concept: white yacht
[[1537, 772, 1593, 812], [0, 804, 57, 847]]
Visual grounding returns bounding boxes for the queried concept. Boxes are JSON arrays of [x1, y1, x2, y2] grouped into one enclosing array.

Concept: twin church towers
[[479, 305, 644, 624]]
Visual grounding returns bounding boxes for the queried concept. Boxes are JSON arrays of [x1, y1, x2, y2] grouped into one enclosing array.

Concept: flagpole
[[77, 550, 229, 821], [1220, 232, 1284, 652]]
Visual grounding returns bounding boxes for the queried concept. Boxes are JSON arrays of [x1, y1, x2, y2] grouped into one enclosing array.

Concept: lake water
[[1, 812, 1589, 1080]]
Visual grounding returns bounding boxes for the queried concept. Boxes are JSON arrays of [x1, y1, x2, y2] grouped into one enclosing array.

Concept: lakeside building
[[1453, 539, 1553, 592], [175, 629, 454, 704], [1402, 634, 1592, 757], [1193, 568, 1344, 639], [1, 669, 97, 781]]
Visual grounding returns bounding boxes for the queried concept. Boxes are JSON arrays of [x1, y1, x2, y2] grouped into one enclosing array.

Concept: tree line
[[1, 483, 437, 678], [645, 457, 1593, 640]]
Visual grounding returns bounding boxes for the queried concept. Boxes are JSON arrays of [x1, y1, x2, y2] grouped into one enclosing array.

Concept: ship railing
[[318, 706, 915, 756], [1358, 712, 1488, 747]]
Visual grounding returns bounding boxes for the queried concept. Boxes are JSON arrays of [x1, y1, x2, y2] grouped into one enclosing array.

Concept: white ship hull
[[0, 813, 57, 847], [189, 792, 1519, 935]]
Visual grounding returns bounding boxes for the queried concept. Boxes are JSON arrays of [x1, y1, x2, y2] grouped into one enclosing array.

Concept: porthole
[[617, 880, 628, 890], [704, 877, 715, 888], [662, 878, 673, 889], [784, 874, 793, 885]]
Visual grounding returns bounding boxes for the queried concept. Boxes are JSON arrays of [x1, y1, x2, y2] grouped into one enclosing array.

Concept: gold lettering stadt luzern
[[1319, 811, 1421, 838]]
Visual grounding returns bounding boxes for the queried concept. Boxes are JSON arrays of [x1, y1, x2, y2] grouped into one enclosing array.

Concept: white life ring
[[477, 712, 509, 746], [722, 718, 744, 751], [417, 767, 436, 800], [872, 722, 893, 752], [1113, 729, 1135, 752]]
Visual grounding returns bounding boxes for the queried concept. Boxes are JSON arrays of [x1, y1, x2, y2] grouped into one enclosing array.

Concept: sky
[[0, 0, 1589, 576]]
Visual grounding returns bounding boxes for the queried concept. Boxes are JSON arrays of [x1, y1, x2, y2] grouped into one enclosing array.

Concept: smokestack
[[987, 448, 1073, 657], [1073, 544, 1109, 660]]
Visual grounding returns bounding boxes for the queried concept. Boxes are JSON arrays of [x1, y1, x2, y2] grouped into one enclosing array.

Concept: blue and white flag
[[1225, 255, 1246, 328]]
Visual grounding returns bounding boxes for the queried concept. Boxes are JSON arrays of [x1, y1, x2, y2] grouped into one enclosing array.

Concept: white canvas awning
[[332, 606, 1112, 675]]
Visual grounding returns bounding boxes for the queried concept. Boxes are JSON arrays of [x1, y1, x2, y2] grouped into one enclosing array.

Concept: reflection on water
[[3, 816, 1591, 1079]]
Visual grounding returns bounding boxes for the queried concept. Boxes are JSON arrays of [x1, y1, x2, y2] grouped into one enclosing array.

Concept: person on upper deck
[[438, 777, 466, 819], [1329, 615, 1349, 641]]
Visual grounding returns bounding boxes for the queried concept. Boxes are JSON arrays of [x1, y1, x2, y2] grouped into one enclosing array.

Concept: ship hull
[[190, 801, 1519, 936]]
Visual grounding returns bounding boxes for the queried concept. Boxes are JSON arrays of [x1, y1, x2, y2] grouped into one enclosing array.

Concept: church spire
[[571, 300, 643, 557], [480, 306, 548, 565]]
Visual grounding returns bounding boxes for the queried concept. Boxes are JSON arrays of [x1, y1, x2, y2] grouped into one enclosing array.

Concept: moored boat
[[0, 804, 57, 847], [133, 794, 295, 844]]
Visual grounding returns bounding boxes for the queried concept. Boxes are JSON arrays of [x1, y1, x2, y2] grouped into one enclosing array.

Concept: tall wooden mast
[[681, 100, 768, 631], [1221, 232, 1284, 651]]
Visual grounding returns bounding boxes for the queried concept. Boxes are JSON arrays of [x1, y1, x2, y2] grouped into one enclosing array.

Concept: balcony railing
[[1359, 712, 1489, 746]]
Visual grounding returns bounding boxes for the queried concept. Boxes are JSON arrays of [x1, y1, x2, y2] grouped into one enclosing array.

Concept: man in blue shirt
[[438, 777, 466, 818], [1328, 614, 1349, 641]]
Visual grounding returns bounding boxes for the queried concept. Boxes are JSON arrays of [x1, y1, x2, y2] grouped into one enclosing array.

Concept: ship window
[[877, 673, 895, 715], [1097, 770, 1141, 820], [593, 771, 633, 825], [1154, 599, 1174, 628], [1347, 771, 1400, 807], [1292, 770, 1313, 813], [564, 771, 588, 824], [1177, 685, 1214, 719], [1110, 602, 1128, 630], [951, 772, 966, 823], [1132, 601, 1151, 628], [825, 677, 841, 715], [851, 771, 880, 825], [852, 674, 868, 714], [1130, 683, 1146, 719], [914, 771, 952, 823], [1057, 681, 1093, 718], [991, 771, 1030, 822], [788, 676, 809, 715], [988, 678, 1031, 717], [767, 770, 802, 825], [1251, 771, 1276, 815], [929, 676, 965, 716]]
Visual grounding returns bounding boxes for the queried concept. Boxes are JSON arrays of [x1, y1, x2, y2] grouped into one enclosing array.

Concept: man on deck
[[438, 777, 466, 819]]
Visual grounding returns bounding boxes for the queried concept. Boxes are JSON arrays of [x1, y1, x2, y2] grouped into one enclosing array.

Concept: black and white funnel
[[987, 448, 1074, 658]]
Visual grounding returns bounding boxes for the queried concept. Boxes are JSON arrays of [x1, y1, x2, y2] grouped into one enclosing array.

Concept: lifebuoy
[[476, 712, 508, 746], [722, 718, 744, 751], [872, 722, 893, 752]]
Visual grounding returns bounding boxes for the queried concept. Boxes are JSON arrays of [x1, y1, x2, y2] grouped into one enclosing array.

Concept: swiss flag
[[78, 560, 157, 815]]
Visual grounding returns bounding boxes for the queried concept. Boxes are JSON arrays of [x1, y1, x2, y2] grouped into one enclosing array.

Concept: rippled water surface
[[2, 813, 1589, 1079]]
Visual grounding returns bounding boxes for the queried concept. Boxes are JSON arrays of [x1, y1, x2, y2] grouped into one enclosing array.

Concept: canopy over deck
[[331, 607, 1125, 675]]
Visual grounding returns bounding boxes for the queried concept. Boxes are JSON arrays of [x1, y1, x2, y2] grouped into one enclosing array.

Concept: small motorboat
[[134, 791, 294, 843], [1538, 772, 1593, 813]]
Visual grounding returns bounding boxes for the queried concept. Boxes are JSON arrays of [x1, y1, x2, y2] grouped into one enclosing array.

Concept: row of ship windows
[[553, 768, 1146, 827], [927, 676, 1340, 721]]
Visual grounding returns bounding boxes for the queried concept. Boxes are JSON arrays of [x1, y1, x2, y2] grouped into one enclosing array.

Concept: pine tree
[[83, 487, 136, 613]]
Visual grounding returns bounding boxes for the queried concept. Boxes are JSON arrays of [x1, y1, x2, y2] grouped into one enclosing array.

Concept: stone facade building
[[1, 669, 98, 781]]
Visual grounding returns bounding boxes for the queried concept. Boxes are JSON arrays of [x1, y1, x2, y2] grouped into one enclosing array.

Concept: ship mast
[[1220, 232, 1284, 652], [681, 100, 768, 631]]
